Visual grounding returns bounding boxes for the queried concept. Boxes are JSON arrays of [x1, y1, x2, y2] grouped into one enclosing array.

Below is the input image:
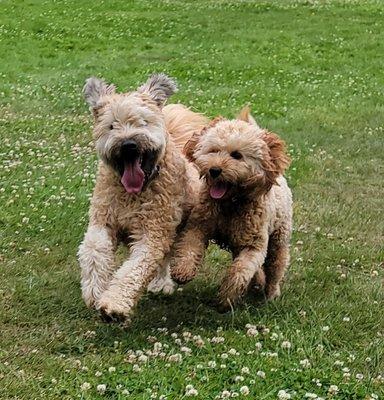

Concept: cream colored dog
[[78, 73, 208, 321], [171, 107, 292, 311]]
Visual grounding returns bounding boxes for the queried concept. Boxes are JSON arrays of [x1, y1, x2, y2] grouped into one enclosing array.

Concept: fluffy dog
[[170, 107, 292, 311], [78, 73, 208, 321]]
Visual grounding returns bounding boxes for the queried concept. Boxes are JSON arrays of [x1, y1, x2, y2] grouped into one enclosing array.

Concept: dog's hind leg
[[78, 225, 117, 308], [147, 255, 177, 295], [263, 228, 290, 300]]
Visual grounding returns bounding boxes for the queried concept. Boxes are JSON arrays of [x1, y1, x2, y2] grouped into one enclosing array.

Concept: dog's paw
[[265, 284, 281, 300], [147, 275, 177, 295], [97, 293, 131, 323], [170, 265, 196, 285]]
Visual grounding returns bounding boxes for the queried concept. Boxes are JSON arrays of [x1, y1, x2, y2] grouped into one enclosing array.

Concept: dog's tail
[[163, 104, 209, 151]]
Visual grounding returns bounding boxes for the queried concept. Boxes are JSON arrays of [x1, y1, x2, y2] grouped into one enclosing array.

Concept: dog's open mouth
[[121, 158, 145, 194], [116, 144, 159, 195], [209, 181, 228, 199]]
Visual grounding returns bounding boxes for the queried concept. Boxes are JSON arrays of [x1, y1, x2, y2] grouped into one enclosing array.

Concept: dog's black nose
[[209, 167, 222, 178], [121, 140, 138, 152]]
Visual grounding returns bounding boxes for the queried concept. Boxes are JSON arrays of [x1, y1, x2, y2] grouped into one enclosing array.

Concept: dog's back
[[163, 104, 208, 151]]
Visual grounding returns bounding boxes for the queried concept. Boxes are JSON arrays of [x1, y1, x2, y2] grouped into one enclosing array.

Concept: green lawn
[[0, 0, 383, 399]]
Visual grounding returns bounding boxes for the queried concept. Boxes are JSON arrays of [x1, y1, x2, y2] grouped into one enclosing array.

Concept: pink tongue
[[210, 182, 227, 199], [120, 159, 145, 194]]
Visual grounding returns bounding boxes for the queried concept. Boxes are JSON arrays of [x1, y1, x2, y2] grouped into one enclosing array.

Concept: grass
[[0, 0, 383, 398]]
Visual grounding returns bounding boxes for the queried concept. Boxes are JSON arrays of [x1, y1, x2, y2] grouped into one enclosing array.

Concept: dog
[[78, 73, 208, 321], [170, 106, 292, 311]]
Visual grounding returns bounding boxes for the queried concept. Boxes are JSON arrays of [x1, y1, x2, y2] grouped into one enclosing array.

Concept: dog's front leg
[[97, 239, 166, 321], [78, 225, 117, 308], [147, 254, 177, 295], [170, 225, 207, 284], [218, 244, 267, 312]]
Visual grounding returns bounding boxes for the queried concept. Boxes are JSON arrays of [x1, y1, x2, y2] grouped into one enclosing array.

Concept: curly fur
[[171, 107, 292, 311], [78, 74, 208, 321]]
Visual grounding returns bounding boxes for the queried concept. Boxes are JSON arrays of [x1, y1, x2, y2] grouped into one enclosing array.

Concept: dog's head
[[83, 73, 177, 194], [184, 106, 290, 200]]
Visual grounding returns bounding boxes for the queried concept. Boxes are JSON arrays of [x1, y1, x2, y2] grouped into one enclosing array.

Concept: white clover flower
[[257, 370, 266, 379], [132, 364, 142, 372], [246, 328, 258, 337], [211, 336, 225, 344], [271, 332, 279, 341], [304, 393, 317, 398], [221, 353, 228, 359], [240, 386, 250, 396], [208, 361, 217, 368], [300, 359, 311, 368], [221, 390, 231, 398], [108, 366, 116, 373], [241, 367, 250, 374], [138, 354, 148, 363], [281, 341, 292, 349], [95, 371, 102, 377], [97, 384, 107, 394], [168, 353, 182, 363], [255, 342, 262, 350], [235, 375, 244, 382], [80, 382, 91, 391], [185, 385, 198, 396], [228, 348, 237, 355], [322, 326, 330, 332], [343, 316, 350, 322], [356, 373, 364, 380], [328, 385, 339, 395], [334, 360, 343, 367], [154, 342, 163, 352], [180, 346, 192, 354], [277, 389, 291, 399]]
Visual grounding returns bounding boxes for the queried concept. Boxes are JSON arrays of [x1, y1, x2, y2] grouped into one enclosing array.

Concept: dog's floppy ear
[[237, 105, 260, 128], [260, 131, 290, 188], [138, 73, 177, 107], [83, 77, 116, 114], [183, 116, 224, 162]]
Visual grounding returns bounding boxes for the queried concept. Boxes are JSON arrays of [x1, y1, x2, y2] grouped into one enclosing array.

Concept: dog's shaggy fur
[[170, 107, 292, 311], [78, 73, 208, 321]]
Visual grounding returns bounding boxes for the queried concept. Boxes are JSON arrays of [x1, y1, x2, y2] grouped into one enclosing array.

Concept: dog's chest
[[213, 201, 265, 251]]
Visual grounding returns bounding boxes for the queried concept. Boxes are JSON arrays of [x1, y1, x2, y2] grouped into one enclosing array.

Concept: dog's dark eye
[[230, 151, 242, 160], [109, 124, 114, 130]]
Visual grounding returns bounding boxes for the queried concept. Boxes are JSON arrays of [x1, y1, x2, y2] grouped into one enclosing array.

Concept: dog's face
[[185, 107, 290, 200], [83, 74, 177, 194]]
